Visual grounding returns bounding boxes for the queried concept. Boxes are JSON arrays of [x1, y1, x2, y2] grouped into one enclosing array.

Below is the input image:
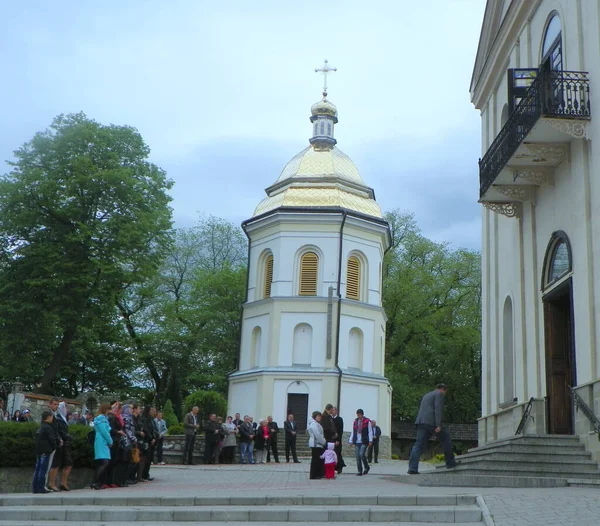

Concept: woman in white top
[[307, 411, 326, 479], [221, 416, 237, 464]]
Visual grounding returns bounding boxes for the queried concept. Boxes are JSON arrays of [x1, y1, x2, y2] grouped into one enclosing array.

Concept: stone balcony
[[479, 70, 591, 218]]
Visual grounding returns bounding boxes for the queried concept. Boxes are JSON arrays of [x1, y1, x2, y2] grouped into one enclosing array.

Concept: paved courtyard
[[31, 458, 599, 525]]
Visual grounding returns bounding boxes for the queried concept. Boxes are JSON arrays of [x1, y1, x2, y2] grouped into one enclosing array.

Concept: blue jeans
[[240, 442, 254, 464], [408, 424, 455, 473], [354, 443, 369, 473], [32, 453, 51, 492]]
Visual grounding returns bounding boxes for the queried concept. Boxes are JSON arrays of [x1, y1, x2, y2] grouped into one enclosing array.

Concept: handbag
[[131, 446, 141, 464]]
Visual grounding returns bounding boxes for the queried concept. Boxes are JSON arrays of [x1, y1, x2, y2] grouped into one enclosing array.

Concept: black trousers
[[334, 442, 346, 472], [93, 459, 110, 486], [310, 447, 324, 479], [183, 434, 196, 464], [367, 441, 379, 462], [267, 437, 279, 462], [285, 437, 298, 462], [204, 438, 217, 464], [155, 438, 164, 463]]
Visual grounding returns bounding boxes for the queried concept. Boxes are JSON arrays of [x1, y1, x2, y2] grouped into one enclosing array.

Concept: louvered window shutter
[[346, 256, 360, 300], [299, 252, 318, 296], [264, 255, 273, 298]]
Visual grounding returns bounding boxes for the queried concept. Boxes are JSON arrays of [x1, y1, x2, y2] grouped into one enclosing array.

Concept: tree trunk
[[36, 325, 78, 394]]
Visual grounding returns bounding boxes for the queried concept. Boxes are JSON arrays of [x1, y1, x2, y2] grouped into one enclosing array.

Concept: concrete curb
[[476, 495, 495, 526]]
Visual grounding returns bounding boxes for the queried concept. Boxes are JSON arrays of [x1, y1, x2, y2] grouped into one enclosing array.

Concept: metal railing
[[570, 386, 600, 440], [515, 397, 535, 435], [479, 70, 590, 198]]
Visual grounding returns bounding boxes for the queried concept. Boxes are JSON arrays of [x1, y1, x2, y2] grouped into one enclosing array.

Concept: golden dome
[[254, 187, 383, 218], [251, 90, 382, 220], [311, 96, 338, 119], [275, 146, 364, 186]]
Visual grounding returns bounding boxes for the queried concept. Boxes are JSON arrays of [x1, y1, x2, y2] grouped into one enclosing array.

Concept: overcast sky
[[1, 1, 486, 251]]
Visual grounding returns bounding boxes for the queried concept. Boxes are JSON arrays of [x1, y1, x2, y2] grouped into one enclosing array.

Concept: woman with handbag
[[121, 404, 139, 485], [108, 402, 128, 487]]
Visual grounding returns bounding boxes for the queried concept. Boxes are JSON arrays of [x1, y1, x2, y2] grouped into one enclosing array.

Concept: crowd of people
[[32, 397, 169, 493]]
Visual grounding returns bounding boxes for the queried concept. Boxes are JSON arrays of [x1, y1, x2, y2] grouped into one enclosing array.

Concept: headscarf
[[111, 402, 124, 427], [57, 401, 69, 424]]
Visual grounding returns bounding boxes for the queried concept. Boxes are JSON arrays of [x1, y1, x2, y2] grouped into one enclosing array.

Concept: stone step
[[437, 460, 600, 475], [0, 522, 484, 526], [0, 505, 483, 523], [566, 478, 600, 487], [449, 453, 597, 465], [419, 473, 570, 488], [0, 494, 478, 507], [467, 435, 583, 453], [459, 444, 590, 459], [431, 465, 600, 479]]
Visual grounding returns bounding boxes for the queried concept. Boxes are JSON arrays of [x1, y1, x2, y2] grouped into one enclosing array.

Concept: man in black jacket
[[321, 404, 337, 443], [33, 411, 57, 493], [238, 416, 255, 464], [332, 406, 346, 474], [204, 413, 222, 464], [283, 413, 300, 463], [367, 420, 382, 463], [266, 416, 280, 463]]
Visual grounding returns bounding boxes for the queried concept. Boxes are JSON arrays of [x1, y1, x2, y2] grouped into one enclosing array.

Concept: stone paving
[[6, 458, 600, 524]]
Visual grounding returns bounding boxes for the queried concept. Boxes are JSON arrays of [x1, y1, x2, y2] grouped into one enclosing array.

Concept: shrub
[[0, 422, 93, 468], [183, 390, 227, 424], [391, 454, 399, 460], [432, 453, 446, 464], [166, 425, 185, 435], [162, 399, 179, 428]]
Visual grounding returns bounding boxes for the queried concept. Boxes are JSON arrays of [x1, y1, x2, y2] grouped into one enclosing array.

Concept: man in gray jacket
[[407, 384, 459, 474]]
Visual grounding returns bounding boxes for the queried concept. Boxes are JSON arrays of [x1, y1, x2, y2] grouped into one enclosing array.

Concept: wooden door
[[544, 282, 575, 434], [287, 394, 309, 431]]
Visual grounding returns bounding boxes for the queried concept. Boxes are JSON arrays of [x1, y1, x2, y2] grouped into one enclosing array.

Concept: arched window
[[264, 254, 273, 298], [348, 328, 364, 369], [293, 323, 312, 365], [502, 297, 515, 403], [250, 326, 261, 368], [541, 14, 562, 71], [327, 122, 332, 135], [346, 256, 361, 300], [542, 231, 572, 289], [320, 121, 325, 134], [299, 252, 318, 296]]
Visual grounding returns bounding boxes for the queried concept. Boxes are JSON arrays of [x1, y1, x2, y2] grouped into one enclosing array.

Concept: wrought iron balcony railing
[[479, 70, 591, 198]]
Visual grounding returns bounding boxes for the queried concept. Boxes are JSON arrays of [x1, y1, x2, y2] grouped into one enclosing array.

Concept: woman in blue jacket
[[92, 403, 113, 489]]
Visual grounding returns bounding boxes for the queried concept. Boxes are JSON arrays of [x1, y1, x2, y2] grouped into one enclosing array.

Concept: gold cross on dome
[[314, 59, 337, 95]]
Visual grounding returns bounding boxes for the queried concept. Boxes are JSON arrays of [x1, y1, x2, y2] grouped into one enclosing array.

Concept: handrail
[[479, 70, 590, 198], [515, 396, 535, 435], [570, 386, 600, 440]]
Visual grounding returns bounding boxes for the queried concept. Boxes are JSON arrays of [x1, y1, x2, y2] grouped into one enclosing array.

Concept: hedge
[[0, 422, 94, 468], [166, 425, 185, 435]]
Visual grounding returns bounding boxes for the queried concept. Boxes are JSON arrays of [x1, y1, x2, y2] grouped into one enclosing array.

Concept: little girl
[[320, 442, 338, 479]]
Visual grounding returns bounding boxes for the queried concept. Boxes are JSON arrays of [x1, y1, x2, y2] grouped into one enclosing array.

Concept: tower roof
[[252, 64, 383, 220]]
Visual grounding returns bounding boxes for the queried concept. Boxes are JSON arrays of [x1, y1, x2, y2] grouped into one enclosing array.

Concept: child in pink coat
[[320, 442, 338, 479]]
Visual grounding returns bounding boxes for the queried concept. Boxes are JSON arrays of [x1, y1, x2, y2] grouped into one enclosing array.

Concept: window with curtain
[[299, 252, 318, 296]]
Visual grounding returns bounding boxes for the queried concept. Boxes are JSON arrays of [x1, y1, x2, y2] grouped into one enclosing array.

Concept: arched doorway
[[542, 231, 576, 434]]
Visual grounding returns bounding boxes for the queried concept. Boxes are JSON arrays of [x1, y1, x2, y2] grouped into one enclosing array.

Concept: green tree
[[0, 113, 173, 393], [183, 390, 228, 425], [383, 210, 481, 423], [117, 217, 247, 404], [161, 399, 179, 428]]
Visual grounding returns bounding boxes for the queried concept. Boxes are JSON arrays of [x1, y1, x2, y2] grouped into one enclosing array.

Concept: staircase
[[420, 434, 600, 487], [0, 493, 484, 524]]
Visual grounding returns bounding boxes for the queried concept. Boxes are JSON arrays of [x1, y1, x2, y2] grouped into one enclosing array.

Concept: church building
[[227, 67, 392, 440], [473, 1, 599, 451]]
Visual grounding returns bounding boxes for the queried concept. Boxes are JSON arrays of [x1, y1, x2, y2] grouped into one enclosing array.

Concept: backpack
[[86, 428, 96, 445]]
